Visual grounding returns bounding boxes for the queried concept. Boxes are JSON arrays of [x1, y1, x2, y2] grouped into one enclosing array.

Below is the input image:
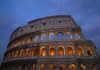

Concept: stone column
[[87, 63, 90, 70], [66, 44, 68, 58], [55, 32, 58, 41], [63, 31, 66, 40]]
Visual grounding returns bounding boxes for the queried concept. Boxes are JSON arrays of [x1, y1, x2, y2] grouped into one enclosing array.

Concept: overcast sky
[[0, 0, 100, 64]]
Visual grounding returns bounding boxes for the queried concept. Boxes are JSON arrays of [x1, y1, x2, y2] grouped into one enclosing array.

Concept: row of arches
[[9, 32, 81, 49], [38, 63, 96, 70], [5, 46, 94, 61], [40, 46, 93, 57], [2, 63, 96, 70]]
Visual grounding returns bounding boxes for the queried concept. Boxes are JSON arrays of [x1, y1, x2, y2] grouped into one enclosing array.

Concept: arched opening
[[57, 32, 63, 40], [22, 37, 26, 44], [26, 48, 30, 57], [11, 52, 14, 58], [78, 46, 84, 56], [39, 64, 45, 70], [49, 33, 55, 40], [91, 64, 96, 70], [17, 38, 20, 45], [34, 35, 40, 42], [68, 46, 74, 56], [74, 33, 80, 39], [69, 64, 76, 70], [66, 32, 72, 39], [49, 64, 55, 70], [15, 51, 18, 57], [81, 64, 86, 70], [59, 64, 66, 70], [58, 46, 65, 56], [41, 34, 47, 41], [40, 47, 46, 56], [19, 49, 24, 57], [32, 64, 36, 70], [49, 46, 55, 56], [28, 36, 32, 44], [32, 48, 36, 56], [87, 48, 93, 56]]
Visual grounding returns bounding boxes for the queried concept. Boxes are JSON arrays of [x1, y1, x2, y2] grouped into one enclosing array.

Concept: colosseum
[[0, 15, 100, 70]]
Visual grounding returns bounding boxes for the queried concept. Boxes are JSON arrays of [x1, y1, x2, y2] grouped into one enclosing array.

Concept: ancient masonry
[[0, 15, 100, 70]]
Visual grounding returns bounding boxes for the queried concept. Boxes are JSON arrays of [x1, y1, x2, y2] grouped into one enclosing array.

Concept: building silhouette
[[0, 15, 100, 70]]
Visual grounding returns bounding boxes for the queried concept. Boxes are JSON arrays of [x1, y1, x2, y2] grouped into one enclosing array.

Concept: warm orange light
[[78, 46, 83, 56], [50, 46, 55, 56], [69, 64, 76, 70], [58, 46, 65, 56], [40, 47, 46, 56], [68, 47, 74, 56], [81, 64, 86, 70]]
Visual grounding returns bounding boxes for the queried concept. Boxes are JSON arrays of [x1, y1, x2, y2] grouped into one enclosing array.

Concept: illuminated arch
[[59, 64, 66, 70], [19, 49, 24, 57], [17, 38, 20, 45], [81, 64, 86, 70], [41, 33, 47, 41], [32, 48, 36, 56], [49, 46, 55, 56], [22, 37, 26, 44], [69, 64, 76, 70], [39, 64, 45, 70], [32, 64, 36, 70], [68, 46, 74, 56], [28, 36, 32, 44], [40, 47, 46, 56], [49, 33, 55, 40], [58, 46, 65, 56], [49, 64, 55, 70], [26, 48, 30, 57], [15, 51, 18, 57], [78, 46, 84, 56], [66, 32, 72, 39], [57, 32, 63, 40]]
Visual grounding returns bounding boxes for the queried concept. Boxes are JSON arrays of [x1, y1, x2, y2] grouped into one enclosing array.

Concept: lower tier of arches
[[0, 59, 100, 70]]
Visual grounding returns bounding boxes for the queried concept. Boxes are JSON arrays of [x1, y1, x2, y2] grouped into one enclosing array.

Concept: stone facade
[[0, 15, 100, 70]]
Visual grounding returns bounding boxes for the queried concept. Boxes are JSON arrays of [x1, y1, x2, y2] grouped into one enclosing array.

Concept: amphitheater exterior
[[0, 15, 100, 70]]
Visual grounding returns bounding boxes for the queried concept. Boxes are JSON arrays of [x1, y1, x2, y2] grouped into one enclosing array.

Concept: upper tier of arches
[[8, 31, 84, 50]]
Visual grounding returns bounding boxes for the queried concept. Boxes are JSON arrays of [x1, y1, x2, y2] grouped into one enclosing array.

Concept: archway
[[74, 33, 80, 39], [19, 49, 24, 57], [78, 46, 84, 56], [58, 46, 65, 56], [41, 34, 47, 41], [69, 64, 76, 70], [40, 47, 46, 56], [49, 64, 56, 70], [39, 64, 45, 70], [57, 32, 63, 40], [49, 33, 55, 40], [26, 48, 30, 57], [68, 46, 74, 56], [87, 48, 93, 56], [81, 64, 86, 70], [66, 32, 72, 39], [49, 46, 55, 56], [59, 64, 66, 70], [91, 64, 96, 70]]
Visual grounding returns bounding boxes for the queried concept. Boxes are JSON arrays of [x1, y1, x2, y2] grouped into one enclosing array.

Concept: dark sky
[[0, 0, 100, 64]]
